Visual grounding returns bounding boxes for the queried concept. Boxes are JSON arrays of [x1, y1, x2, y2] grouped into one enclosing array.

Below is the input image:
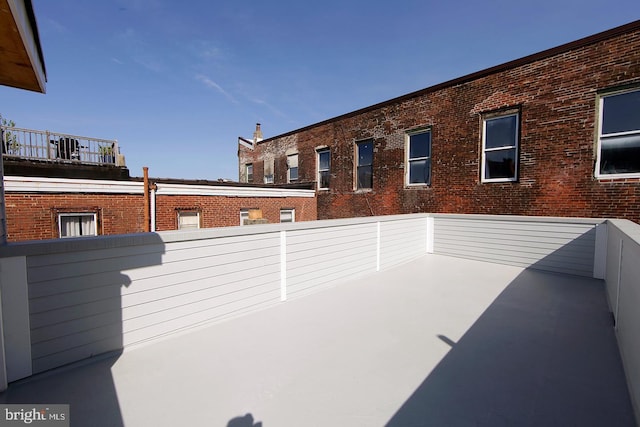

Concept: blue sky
[[1, 1, 639, 180]]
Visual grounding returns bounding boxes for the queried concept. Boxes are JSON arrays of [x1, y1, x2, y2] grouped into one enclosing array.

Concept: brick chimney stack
[[253, 123, 263, 142]]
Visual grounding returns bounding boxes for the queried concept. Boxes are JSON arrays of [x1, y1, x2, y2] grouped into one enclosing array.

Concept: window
[[264, 158, 274, 184], [317, 148, 330, 189], [280, 208, 295, 223], [59, 213, 97, 238], [287, 154, 298, 182], [482, 113, 519, 182], [356, 140, 373, 189], [177, 211, 200, 230], [245, 163, 253, 183], [596, 88, 640, 177], [406, 130, 431, 185], [239, 209, 249, 226]]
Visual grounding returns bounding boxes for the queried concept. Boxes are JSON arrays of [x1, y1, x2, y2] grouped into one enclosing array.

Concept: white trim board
[[155, 183, 315, 198], [4, 176, 315, 198], [4, 176, 144, 194]]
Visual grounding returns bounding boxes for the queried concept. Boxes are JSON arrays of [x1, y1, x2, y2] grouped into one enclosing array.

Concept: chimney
[[253, 123, 263, 142]]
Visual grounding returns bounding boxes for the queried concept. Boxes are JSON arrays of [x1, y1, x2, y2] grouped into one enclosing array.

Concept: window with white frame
[[596, 88, 640, 177], [356, 139, 373, 189], [287, 154, 298, 182], [177, 210, 200, 230], [239, 209, 249, 226], [245, 163, 253, 183], [406, 129, 431, 185], [317, 148, 330, 189], [280, 208, 295, 223], [264, 158, 274, 184], [482, 112, 519, 182], [58, 213, 97, 238]]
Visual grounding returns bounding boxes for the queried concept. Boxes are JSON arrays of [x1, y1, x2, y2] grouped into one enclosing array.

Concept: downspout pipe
[[150, 182, 157, 232], [143, 167, 150, 232]]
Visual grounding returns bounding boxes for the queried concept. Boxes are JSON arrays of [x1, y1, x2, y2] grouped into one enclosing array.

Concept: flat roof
[[0, 254, 634, 426]]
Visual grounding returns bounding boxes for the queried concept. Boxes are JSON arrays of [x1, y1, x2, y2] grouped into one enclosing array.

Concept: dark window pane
[[409, 159, 430, 184], [485, 115, 517, 149], [358, 141, 373, 166], [602, 90, 640, 134], [409, 132, 431, 159], [600, 133, 640, 174], [485, 149, 516, 179], [246, 164, 253, 182], [319, 150, 330, 170], [357, 165, 372, 189], [319, 170, 330, 188], [289, 167, 298, 181]]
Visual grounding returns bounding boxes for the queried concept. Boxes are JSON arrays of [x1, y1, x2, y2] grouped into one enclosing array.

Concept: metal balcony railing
[[0, 126, 123, 166]]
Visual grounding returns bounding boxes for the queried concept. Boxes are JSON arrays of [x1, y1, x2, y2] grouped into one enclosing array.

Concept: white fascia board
[[238, 137, 255, 150], [4, 176, 144, 194], [155, 183, 315, 198]]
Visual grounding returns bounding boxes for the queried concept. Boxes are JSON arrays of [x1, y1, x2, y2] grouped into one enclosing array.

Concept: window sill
[[596, 172, 640, 180], [482, 178, 518, 184]]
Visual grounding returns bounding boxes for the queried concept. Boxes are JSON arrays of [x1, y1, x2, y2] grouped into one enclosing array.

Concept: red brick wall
[[154, 195, 316, 230], [239, 26, 640, 223], [5, 193, 145, 242], [5, 192, 317, 241]]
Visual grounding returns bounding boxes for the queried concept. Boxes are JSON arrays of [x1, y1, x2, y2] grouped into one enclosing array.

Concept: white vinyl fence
[[0, 214, 429, 383], [1, 212, 638, 423]]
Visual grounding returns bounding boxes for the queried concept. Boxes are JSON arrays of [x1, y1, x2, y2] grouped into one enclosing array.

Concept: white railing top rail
[[1, 126, 123, 167], [0, 213, 611, 259]]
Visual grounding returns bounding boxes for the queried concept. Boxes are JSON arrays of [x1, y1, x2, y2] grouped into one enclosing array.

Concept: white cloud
[[42, 17, 68, 34], [114, 28, 165, 73], [195, 74, 239, 104], [190, 40, 224, 60], [250, 97, 289, 119]]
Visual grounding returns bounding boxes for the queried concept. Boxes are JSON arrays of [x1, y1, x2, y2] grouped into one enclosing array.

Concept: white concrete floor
[[0, 254, 635, 426]]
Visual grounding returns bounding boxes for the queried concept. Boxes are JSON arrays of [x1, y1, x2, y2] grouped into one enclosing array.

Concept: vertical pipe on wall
[[150, 183, 156, 232], [143, 167, 150, 232]]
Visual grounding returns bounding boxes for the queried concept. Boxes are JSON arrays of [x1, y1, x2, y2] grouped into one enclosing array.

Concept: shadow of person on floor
[[386, 267, 636, 426], [0, 232, 166, 427], [227, 412, 263, 427]]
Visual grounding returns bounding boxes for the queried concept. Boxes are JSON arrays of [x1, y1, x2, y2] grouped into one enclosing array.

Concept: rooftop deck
[[1, 126, 124, 167], [0, 254, 634, 426]]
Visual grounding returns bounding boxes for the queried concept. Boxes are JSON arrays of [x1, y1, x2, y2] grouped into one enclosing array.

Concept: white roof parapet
[[4, 176, 316, 198], [3, 176, 144, 193], [155, 182, 315, 198]]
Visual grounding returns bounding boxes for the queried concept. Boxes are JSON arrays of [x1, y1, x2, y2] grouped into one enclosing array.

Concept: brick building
[[1, 125, 315, 242], [3, 175, 316, 242], [238, 20, 640, 223]]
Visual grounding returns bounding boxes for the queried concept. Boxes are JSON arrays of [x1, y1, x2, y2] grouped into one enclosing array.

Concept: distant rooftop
[[2, 126, 130, 180]]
